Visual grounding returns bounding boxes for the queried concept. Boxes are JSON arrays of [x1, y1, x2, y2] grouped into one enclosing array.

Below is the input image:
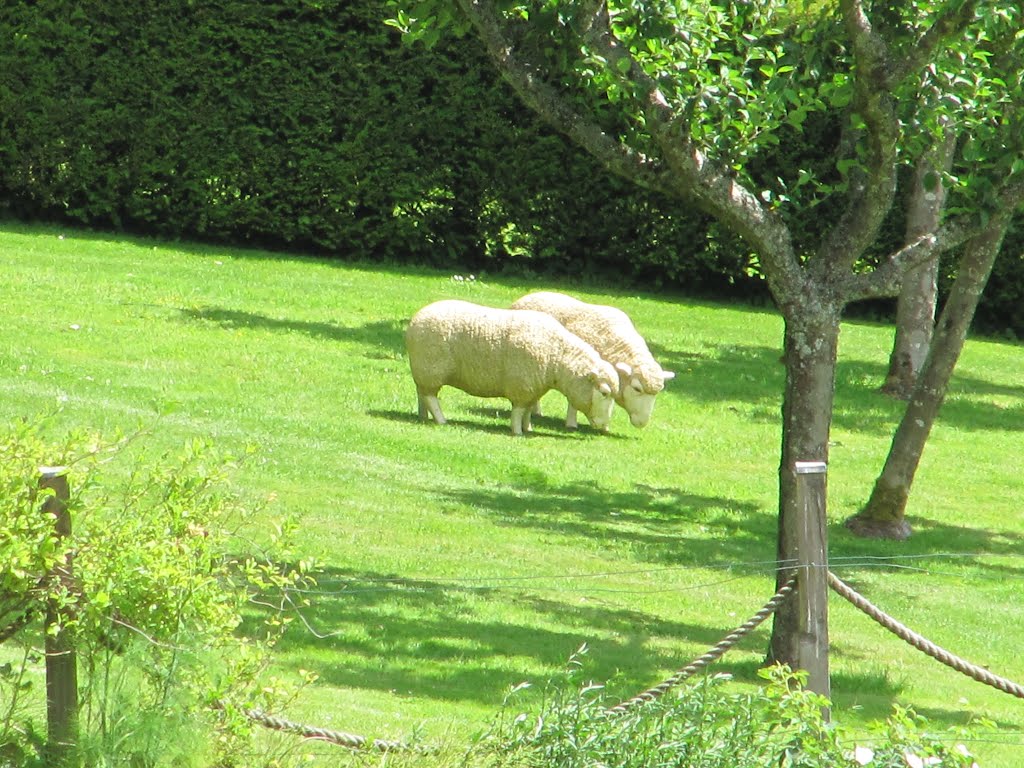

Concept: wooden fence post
[[40, 466, 79, 767], [794, 460, 830, 720]]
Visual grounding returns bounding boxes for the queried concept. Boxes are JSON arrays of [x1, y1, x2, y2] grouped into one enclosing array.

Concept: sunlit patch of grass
[[2, 221, 1023, 765]]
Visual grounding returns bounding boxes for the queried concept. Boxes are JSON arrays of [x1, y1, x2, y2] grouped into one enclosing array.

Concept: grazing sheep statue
[[405, 299, 620, 436], [510, 291, 675, 429]]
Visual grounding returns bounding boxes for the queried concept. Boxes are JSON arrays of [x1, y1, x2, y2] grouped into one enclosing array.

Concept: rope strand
[[606, 575, 797, 714], [828, 571, 1024, 699], [244, 708, 424, 752]]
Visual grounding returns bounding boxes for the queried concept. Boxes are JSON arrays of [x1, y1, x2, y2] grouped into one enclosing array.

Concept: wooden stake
[[794, 460, 830, 720], [41, 466, 79, 767]]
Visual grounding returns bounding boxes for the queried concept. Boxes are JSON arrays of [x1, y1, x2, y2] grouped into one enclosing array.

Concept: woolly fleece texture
[[405, 299, 619, 435], [510, 291, 675, 428]]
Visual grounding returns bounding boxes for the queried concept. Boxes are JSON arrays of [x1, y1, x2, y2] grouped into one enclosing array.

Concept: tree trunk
[[881, 127, 956, 398], [768, 306, 841, 668], [847, 216, 1010, 539], [882, 259, 939, 398]]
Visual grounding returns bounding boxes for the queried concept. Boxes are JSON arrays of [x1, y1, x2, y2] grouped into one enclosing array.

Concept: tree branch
[[453, 0, 669, 192], [843, 234, 939, 301], [844, 172, 1024, 301], [939, 174, 1024, 245], [814, 1, 901, 276], [840, 120, 956, 302], [573, 0, 805, 299], [887, 0, 980, 86], [819, 2, 988, 292], [456, 0, 807, 302], [572, 0, 607, 39]]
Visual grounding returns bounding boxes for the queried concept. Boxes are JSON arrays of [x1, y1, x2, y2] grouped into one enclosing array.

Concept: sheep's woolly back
[[405, 299, 614, 406], [510, 291, 666, 393]]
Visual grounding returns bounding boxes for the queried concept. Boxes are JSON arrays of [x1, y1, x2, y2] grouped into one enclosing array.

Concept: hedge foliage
[[0, 0, 754, 294], [0, 0, 1021, 331]]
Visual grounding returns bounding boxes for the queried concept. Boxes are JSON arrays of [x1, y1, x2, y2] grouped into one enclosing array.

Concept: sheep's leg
[[419, 394, 446, 424], [565, 405, 579, 430], [510, 405, 529, 436], [531, 401, 542, 417], [523, 402, 537, 433]]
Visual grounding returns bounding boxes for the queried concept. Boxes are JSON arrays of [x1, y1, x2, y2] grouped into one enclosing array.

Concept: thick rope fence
[[243, 707, 422, 752], [240, 574, 800, 750], [605, 574, 798, 714], [244, 568, 1024, 750], [23, 471, 1023, 756], [827, 570, 1024, 700]]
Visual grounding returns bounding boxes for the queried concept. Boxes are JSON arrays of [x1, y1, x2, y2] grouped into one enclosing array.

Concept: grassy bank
[[1, 221, 1022, 764]]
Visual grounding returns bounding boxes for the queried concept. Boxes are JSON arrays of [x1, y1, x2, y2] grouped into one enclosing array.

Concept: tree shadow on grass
[[827, 646, 1022, 730], [239, 468, 1024, 731], [649, 339, 1024, 435], [442, 480, 777, 569], [246, 563, 784, 709], [830, 516, 1024, 581], [178, 305, 406, 356], [245, 560, 998, 732], [429, 470, 1024, 579]]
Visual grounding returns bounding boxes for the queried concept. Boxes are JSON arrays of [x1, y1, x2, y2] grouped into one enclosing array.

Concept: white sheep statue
[[405, 299, 620, 436], [510, 291, 675, 429]]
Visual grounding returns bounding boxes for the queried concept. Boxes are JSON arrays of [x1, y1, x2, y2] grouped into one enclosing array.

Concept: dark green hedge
[[0, 0, 760, 298], [1, 0, 471, 257], [1, 0, 1021, 333]]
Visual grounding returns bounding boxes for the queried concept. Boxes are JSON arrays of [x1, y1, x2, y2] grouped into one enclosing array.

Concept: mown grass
[[2, 220, 1023, 765]]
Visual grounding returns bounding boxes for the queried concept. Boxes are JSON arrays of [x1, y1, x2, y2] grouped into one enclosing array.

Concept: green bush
[[0, 423, 68, 636], [0, 420, 314, 767], [474, 651, 983, 768]]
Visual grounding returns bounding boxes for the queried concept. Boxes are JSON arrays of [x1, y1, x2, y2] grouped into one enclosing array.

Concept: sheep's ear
[[660, 370, 676, 381], [615, 362, 632, 376]]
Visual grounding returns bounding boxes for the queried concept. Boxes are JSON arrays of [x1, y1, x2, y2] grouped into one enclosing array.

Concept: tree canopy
[[390, 0, 1024, 664], [391, 1, 1024, 283]]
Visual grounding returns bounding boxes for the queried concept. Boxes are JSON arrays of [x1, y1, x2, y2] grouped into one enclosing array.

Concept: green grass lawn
[[2, 221, 1024, 765]]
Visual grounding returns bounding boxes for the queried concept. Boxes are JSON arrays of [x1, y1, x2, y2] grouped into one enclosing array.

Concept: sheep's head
[[573, 364, 619, 432], [615, 363, 675, 428]]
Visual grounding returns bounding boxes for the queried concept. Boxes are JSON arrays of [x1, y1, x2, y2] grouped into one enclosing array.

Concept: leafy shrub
[[473, 649, 983, 768], [0, 420, 315, 767], [0, 422, 70, 637]]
